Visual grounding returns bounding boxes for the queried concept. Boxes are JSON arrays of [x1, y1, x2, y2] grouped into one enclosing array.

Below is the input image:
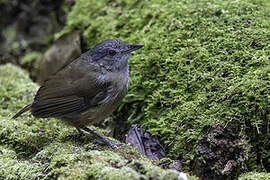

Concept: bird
[[12, 38, 143, 147]]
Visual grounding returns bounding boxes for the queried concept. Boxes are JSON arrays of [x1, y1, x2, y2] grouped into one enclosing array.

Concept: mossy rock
[[57, 0, 270, 174], [0, 64, 193, 179], [238, 172, 270, 180]]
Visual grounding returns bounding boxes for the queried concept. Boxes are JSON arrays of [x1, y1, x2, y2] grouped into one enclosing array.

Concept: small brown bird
[[13, 38, 143, 146]]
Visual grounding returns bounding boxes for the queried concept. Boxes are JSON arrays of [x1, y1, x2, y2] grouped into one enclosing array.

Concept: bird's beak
[[126, 44, 144, 53]]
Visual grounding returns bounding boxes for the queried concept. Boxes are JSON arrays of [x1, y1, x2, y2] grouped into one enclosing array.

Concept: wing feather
[[30, 57, 110, 119]]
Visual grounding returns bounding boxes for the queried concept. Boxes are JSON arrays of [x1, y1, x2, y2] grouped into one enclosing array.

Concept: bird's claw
[[91, 139, 123, 148]]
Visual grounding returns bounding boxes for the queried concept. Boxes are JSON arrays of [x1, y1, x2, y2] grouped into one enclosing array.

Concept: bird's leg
[[65, 132, 82, 140], [77, 126, 122, 147]]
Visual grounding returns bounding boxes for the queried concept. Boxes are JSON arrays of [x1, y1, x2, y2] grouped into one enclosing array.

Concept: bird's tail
[[12, 104, 32, 119]]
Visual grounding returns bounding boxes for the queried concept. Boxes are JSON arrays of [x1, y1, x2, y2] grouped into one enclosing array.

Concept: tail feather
[[12, 104, 32, 119]]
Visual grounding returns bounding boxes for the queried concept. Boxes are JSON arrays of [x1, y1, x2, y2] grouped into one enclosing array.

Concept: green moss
[[19, 52, 43, 80], [2, 26, 19, 53], [20, 52, 42, 65], [0, 64, 184, 179], [0, 64, 38, 114], [239, 172, 270, 180], [0, 146, 44, 180], [59, 0, 270, 172], [3, 0, 270, 177]]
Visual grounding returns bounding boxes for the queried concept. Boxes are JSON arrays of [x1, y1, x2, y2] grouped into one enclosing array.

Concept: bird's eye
[[108, 50, 116, 56]]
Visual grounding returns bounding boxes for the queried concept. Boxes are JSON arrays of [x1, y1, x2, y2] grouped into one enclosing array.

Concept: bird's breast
[[109, 70, 129, 102], [77, 71, 129, 126]]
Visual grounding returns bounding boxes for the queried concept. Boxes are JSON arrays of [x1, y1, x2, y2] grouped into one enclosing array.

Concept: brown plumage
[[13, 38, 143, 146]]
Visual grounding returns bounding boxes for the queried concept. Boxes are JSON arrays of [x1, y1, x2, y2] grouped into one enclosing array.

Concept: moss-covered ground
[[1, 0, 270, 179], [0, 64, 188, 179], [239, 172, 270, 180], [58, 0, 270, 172]]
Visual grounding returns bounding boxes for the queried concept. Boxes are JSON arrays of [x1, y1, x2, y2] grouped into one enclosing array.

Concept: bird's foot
[[91, 139, 123, 147], [77, 127, 123, 148]]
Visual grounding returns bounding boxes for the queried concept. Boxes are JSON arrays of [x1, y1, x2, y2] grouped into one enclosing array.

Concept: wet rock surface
[[37, 31, 81, 84]]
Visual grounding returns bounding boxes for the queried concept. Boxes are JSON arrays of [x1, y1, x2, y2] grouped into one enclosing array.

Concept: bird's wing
[[31, 56, 111, 119]]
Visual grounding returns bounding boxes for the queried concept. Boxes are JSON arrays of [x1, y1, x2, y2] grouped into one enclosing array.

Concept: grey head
[[83, 38, 143, 71]]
